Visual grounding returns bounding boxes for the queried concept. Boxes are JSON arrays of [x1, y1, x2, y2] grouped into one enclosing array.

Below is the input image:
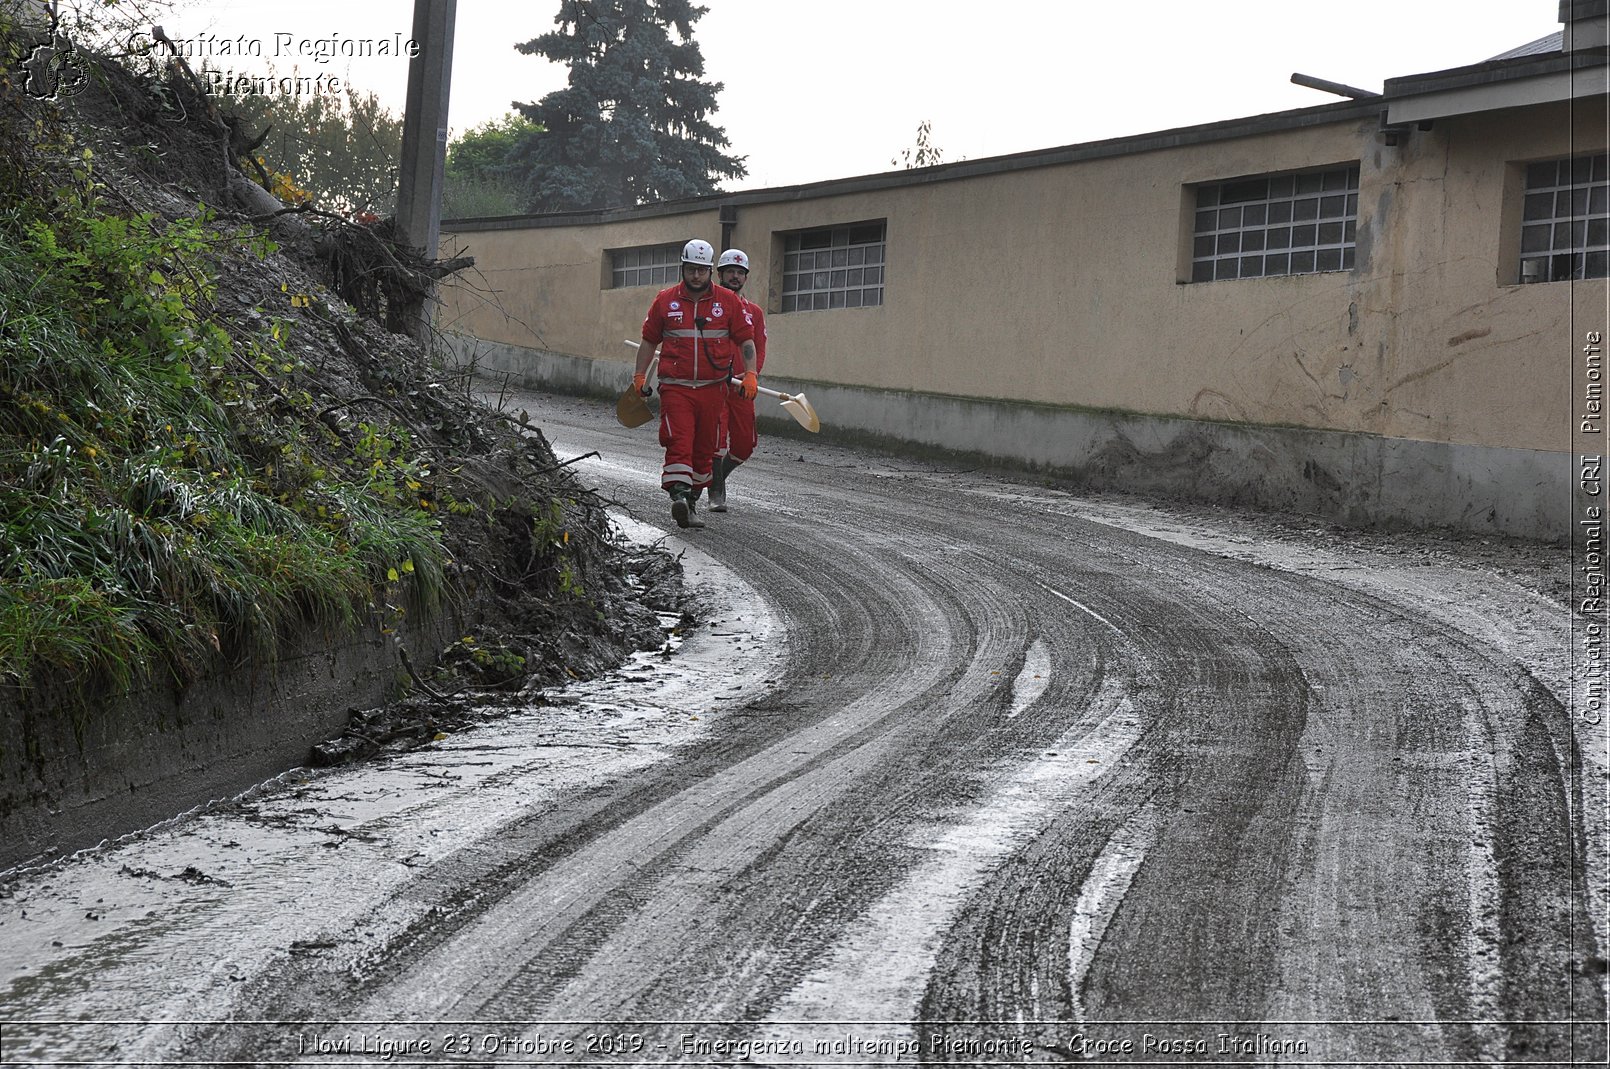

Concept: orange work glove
[[632, 372, 648, 394], [740, 371, 758, 400]]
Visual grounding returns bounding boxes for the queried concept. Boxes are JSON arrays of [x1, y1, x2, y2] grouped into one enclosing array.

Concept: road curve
[[1, 387, 1602, 1067]]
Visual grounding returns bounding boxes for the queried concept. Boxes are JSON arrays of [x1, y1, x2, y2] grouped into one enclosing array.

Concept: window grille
[[1520, 153, 1610, 283], [610, 243, 682, 289], [781, 221, 885, 312], [1191, 165, 1359, 282]]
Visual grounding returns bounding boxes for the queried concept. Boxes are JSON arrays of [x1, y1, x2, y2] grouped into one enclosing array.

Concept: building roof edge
[[443, 98, 1378, 233], [442, 47, 1605, 235], [1383, 48, 1602, 97]]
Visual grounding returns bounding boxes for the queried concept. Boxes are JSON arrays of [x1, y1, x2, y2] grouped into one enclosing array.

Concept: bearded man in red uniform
[[708, 248, 768, 513], [632, 239, 758, 529]]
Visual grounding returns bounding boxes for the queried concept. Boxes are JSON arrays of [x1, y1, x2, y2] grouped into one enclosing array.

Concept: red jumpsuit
[[716, 294, 767, 465], [641, 282, 755, 494]]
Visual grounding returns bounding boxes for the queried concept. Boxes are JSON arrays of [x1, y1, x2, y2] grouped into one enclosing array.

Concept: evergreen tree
[[510, 0, 745, 212]]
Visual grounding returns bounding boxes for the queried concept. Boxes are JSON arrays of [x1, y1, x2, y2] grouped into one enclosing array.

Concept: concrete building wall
[[444, 207, 723, 373], [442, 96, 1602, 455], [437, 88, 1606, 538], [450, 334, 1573, 540]]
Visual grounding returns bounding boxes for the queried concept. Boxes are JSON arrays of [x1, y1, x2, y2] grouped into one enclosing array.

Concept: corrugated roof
[[1489, 31, 1563, 59]]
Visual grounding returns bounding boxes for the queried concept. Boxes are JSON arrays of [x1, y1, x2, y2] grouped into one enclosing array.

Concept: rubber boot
[[709, 455, 728, 512], [669, 486, 704, 529], [669, 482, 708, 531], [710, 456, 740, 512]]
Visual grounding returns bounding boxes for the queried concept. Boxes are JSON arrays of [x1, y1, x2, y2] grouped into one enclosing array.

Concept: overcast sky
[[155, 1, 1559, 192]]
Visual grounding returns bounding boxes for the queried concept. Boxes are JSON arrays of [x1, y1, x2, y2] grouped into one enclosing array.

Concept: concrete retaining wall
[[0, 610, 457, 872], [447, 333, 1570, 542]]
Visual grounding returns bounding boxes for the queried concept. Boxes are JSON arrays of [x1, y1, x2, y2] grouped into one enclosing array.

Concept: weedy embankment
[[0, 14, 682, 772]]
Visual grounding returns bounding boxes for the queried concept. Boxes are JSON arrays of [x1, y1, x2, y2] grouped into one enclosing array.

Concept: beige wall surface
[[441, 97, 1607, 455], [440, 208, 723, 374]]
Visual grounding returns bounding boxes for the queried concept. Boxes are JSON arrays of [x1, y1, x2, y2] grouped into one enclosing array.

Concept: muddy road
[[2, 388, 1605, 1066]]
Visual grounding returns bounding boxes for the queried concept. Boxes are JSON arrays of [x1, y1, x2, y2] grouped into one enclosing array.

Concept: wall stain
[[1385, 355, 1462, 395], [1384, 324, 1548, 396], [1288, 350, 1322, 389], [1189, 388, 1251, 421], [1447, 326, 1493, 347]]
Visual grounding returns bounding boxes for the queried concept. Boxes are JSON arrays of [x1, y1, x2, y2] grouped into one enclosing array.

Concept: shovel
[[733, 377, 821, 433], [615, 381, 654, 428], [619, 340, 820, 433], [615, 344, 657, 428]]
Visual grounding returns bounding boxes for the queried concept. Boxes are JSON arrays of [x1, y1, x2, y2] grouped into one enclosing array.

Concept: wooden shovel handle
[[725, 376, 791, 401]]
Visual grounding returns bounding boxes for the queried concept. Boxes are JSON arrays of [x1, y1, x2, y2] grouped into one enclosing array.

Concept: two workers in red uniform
[[632, 239, 766, 529]]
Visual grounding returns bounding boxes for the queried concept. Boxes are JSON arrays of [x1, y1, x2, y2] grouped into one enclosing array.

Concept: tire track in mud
[[918, 529, 1314, 1058], [390, 398, 1602, 1063], [912, 503, 1606, 1064], [345, 503, 1021, 1023], [335, 477, 1176, 1036], [104, 392, 1601, 1066], [197, 489, 929, 1028], [509, 513, 1128, 1025], [342, 462, 1283, 1043], [254, 460, 1162, 1052]]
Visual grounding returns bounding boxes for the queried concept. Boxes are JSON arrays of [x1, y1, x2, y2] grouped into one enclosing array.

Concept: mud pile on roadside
[[0, 18, 685, 758]]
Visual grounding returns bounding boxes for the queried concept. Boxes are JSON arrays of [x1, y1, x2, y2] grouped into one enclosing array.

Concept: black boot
[[669, 486, 704, 529], [710, 456, 740, 512], [709, 457, 726, 510]]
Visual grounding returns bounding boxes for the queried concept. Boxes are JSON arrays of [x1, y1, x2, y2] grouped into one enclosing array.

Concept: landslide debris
[[0, 15, 682, 746]]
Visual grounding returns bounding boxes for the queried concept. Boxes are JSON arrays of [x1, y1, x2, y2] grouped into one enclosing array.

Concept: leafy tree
[[892, 119, 956, 169], [226, 81, 403, 217], [509, 0, 745, 212], [442, 113, 542, 219]]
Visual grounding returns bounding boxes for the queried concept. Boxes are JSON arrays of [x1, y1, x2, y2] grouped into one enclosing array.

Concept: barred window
[[1520, 153, 1609, 283], [609, 243, 681, 288], [1191, 165, 1359, 282], [781, 221, 885, 312]]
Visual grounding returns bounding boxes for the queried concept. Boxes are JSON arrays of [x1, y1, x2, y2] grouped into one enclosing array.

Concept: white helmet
[[682, 239, 715, 267], [717, 248, 750, 272]]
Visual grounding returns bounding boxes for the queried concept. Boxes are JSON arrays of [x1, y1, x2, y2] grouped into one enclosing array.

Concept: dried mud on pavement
[[1, 388, 1605, 1067]]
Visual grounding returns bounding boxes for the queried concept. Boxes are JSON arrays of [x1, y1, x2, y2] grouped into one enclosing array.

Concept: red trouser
[[658, 383, 726, 492], [716, 391, 758, 464]]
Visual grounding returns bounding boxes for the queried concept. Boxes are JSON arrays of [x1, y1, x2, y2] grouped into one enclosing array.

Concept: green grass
[[0, 181, 446, 698]]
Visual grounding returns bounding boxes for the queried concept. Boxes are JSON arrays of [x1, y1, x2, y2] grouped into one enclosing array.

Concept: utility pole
[[395, 0, 456, 343]]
